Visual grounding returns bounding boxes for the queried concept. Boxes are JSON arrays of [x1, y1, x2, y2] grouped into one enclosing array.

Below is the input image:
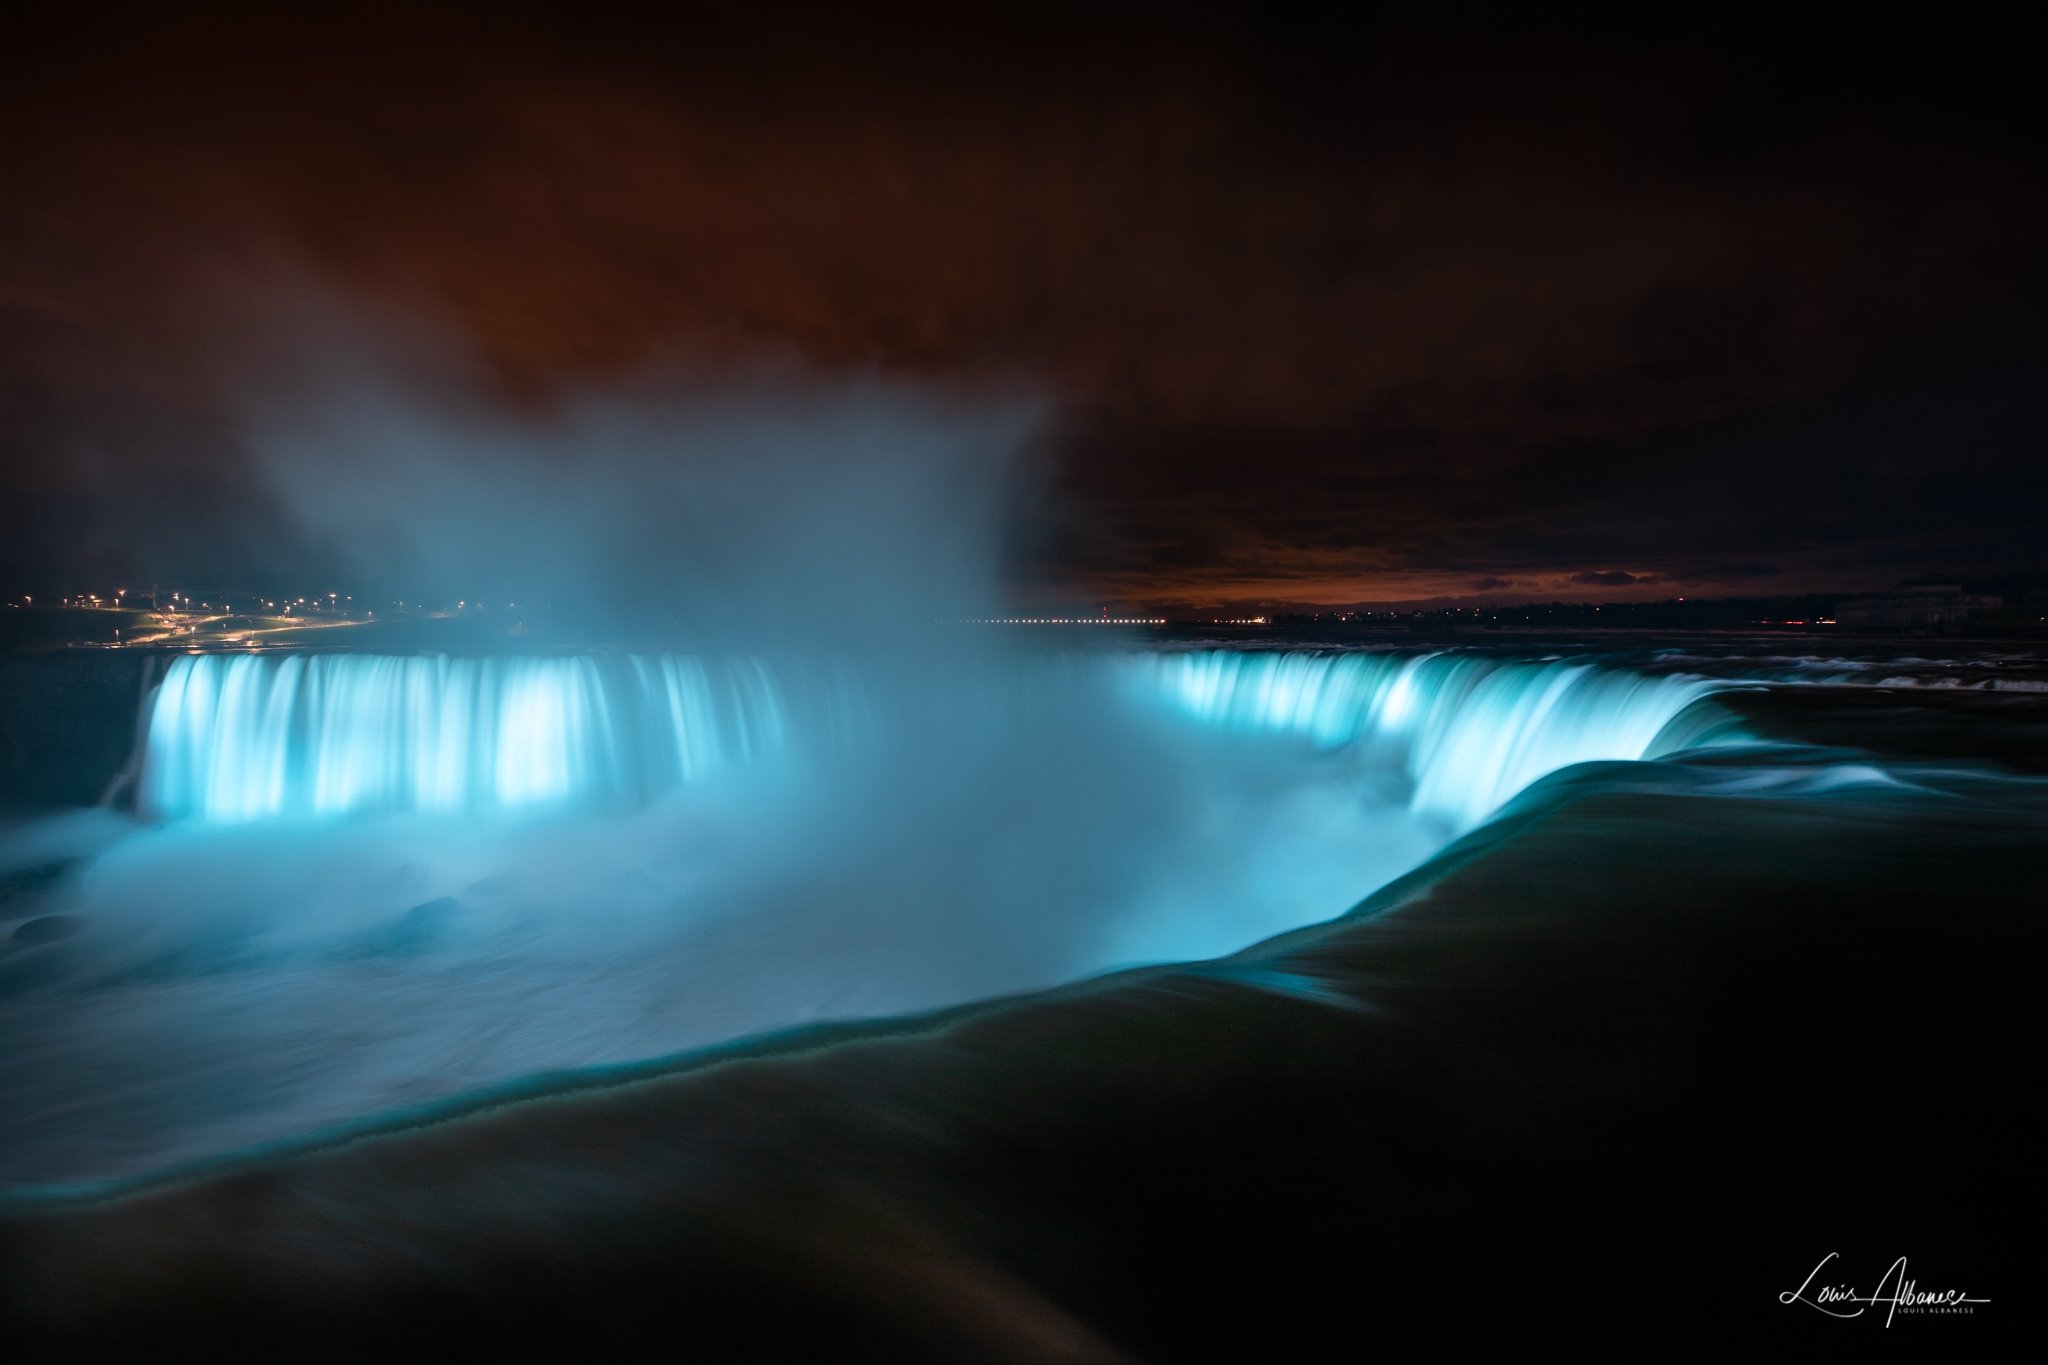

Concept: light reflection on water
[[3, 648, 1729, 1189]]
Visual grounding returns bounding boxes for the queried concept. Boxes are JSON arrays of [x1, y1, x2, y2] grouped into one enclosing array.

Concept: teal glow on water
[[1140, 651, 1727, 829], [4, 646, 1742, 1188], [141, 649, 1724, 833], [142, 654, 814, 822]]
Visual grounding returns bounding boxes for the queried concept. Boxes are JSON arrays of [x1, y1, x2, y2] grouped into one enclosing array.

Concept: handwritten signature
[[1780, 1253, 1988, 1326]]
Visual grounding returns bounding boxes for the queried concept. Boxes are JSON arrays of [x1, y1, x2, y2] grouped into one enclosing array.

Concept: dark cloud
[[1571, 571, 1658, 588], [1, 11, 2043, 602], [1679, 561, 1782, 582]]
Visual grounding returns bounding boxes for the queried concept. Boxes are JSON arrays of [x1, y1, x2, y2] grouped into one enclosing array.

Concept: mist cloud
[[231, 301, 1049, 643]]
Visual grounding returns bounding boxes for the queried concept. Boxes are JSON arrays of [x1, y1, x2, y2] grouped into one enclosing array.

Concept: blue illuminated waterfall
[[3, 644, 1744, 1188], [140, 654, 852, 822], [1140, 650, 1730, 828], [137, 649, 1727, 829]]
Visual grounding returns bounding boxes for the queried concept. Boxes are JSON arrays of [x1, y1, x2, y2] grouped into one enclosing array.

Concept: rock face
[[0, 860, 79, 919], [387, 897, 464, 954], [10, 915, 84, 944], [0, 652, 154, 812]]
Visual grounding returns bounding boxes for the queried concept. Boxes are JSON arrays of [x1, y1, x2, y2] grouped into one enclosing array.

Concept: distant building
[[1834, 585, 2001, 631]]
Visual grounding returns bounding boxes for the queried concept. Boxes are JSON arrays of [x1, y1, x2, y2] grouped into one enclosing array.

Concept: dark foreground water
[[2, 639, 2043, 1352]]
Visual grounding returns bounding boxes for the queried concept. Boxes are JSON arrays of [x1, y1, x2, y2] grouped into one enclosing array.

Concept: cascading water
[[140, 653, 851, 822], [1, 645, 1736, 1189], [1139, 650, 1730, 829], [138, 648, 1729, 832]]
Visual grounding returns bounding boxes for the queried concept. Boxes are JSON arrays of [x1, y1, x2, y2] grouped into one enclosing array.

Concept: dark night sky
[[3, 8, 2043, 609]]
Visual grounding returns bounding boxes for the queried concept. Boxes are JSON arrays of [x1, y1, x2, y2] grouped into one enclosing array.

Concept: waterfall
[[139, 653, 838, 822], [22, 645, 1740, 1187], [1138, 650, 1725, 829], [137, 649, 1726, 828]]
